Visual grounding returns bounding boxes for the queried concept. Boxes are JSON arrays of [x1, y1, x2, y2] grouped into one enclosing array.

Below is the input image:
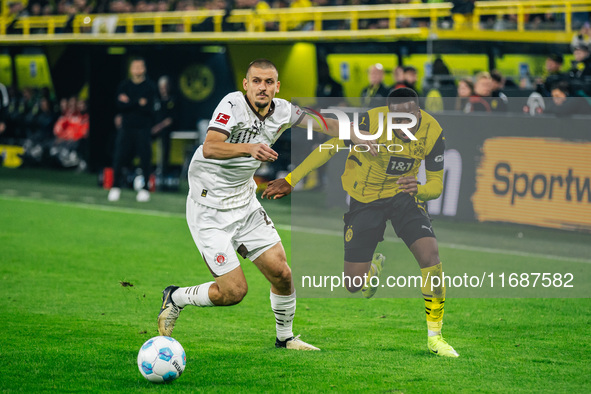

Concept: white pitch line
[[437, 242, 591, 264], [0, 195, 185, 219], [2, 189, 18, 196], [2, 194, 590, 265]]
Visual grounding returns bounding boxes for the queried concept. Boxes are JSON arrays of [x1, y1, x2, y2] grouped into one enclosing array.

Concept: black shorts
[[343, 193, 435, 262]]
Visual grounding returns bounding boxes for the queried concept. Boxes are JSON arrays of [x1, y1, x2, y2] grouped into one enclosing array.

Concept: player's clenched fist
[[397, 176, 418, 196], [262, 178, 293, 200], [249, 143, 278, 162]]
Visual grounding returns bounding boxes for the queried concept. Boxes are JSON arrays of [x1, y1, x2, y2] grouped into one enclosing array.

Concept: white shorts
[[186, 195, 281, 277]]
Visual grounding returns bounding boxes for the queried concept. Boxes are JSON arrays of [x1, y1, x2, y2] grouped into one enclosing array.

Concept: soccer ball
[[137, 336, 186, 383]]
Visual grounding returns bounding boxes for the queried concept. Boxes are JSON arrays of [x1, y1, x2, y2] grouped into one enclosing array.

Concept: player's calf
[[343, 261, 373, 293], [216, 284, 248, 306], [253, 243, 292, 293]]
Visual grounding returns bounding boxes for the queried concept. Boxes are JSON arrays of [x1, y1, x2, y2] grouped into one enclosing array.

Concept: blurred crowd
[[353, 31, 591, 116], [0, 85, 89, 169], [2, 29, 590, 172], [8, 0, 416, 18], [4, 0, 590, 33]]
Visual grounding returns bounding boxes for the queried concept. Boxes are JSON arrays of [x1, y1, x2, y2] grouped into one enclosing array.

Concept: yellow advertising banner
[[472, 137, 591, 231]]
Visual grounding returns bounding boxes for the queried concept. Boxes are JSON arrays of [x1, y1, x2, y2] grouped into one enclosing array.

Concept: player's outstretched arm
[[397, 176, 419, 197], [262, 138, 341, 200], [396, 170, 443, 201], [262, 178, 293, 200], [203, 129, 278, 161], [416, 170, 444, 201], [296, 114, 377, 156]]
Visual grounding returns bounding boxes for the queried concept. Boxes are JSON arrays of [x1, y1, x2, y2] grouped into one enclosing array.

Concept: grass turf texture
[[1, 167, 591, 392]]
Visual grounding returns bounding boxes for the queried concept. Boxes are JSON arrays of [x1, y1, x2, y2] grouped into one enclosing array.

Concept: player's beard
[[254, 92, 270, 108], [255, 99, 269, 108]]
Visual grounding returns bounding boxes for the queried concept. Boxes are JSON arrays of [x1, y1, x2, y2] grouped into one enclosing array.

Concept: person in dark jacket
[[152, 75, 178, 174], [570, 43, 591, 95], [108, 57, 158, 202], [536, 54, 567, 97]]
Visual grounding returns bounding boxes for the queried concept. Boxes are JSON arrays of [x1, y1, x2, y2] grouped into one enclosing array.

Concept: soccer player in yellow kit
[[263, 88, 459, 357]]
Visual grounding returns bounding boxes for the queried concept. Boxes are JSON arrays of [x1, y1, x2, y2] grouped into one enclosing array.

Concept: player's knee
[[220, 284, 248, 305], [277, 266, 293, 291], [271, 265, 292, 292]]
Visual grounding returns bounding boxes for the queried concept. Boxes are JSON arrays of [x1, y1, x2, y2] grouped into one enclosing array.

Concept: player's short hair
[[246, 59, 278, 78], [387, 87, 419, 107], [403, 66, 417, 73]]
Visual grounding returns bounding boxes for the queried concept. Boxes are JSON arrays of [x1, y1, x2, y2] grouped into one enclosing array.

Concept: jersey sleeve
[[289, 104, 306, 127], [287, 137, 344, 186], [424, 133, 445, 172], [208, 98, 238, 137], [356, 111, 371, 131], [416, 169, 444, 201], [337, 111, 370, 147], [417, 132, 445, 201]]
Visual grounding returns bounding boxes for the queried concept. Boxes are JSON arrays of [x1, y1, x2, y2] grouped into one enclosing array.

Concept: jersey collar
[[244, 94, 275, 121], [397, 109, 424, 144]]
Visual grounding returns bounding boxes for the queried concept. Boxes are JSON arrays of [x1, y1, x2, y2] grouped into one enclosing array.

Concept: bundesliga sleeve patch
[[215, 113, 231, 125]]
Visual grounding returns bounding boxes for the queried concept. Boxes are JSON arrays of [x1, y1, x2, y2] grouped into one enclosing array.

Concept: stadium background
[[3, 0, 590, 230], [1, 0, 590, 391]]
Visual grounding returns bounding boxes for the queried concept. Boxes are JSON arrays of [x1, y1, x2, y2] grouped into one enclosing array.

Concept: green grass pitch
[[1, 168, 590, 392]]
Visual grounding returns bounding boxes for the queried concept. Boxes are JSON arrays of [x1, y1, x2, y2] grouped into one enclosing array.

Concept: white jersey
[[188, 91, 305, 209]]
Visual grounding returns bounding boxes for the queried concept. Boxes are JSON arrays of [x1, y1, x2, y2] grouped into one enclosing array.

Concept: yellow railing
[[1, 0, 590, 41], [229, 3, 450, 33], [471, 0, 591, 33]]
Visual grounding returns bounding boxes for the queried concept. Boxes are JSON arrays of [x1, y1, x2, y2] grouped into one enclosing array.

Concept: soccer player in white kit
[[157, 59, 366, 350]]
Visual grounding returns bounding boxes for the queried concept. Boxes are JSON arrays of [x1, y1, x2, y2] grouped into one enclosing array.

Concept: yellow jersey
[[341, 107, 445, 203], [286, 108, 445, 204]]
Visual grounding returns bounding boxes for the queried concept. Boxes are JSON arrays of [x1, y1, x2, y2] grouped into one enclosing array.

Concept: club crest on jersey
[[345, 226, 353, 242], [215, 113, 231, 125], [412, 141, 425, 157], [214, 253, 228, 266]]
